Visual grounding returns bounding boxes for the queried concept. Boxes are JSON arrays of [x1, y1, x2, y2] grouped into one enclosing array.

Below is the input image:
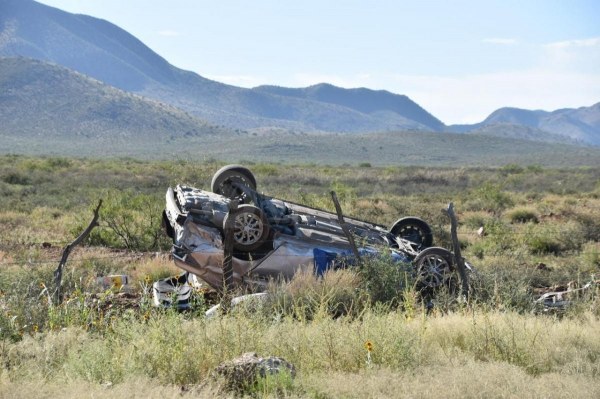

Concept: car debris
[[205, 292, 269, 319], [160, 165, 473, 305], [534, 279, 598, 313], [152, 272, 206, 310]]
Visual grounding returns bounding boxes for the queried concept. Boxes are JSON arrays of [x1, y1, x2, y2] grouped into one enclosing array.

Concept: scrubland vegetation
[[1, 155, 599, 398]]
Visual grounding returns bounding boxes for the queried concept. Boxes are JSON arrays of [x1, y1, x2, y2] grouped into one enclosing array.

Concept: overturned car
[[162, 165, 466, 294]]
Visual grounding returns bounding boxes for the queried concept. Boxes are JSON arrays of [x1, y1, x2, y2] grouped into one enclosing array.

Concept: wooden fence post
[[331, 191, 361, 263], [53, 200, 102, 304], [221, 199, 239, 311], [445, 202, 469, 300]]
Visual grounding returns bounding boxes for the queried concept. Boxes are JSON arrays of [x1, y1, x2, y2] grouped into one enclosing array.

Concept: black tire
[[413, 247, 455, 290], [223, 205, 270, 252], [390, 217, 433, 249], [162, 210, 175, 240], [211, 165, 257, 203]]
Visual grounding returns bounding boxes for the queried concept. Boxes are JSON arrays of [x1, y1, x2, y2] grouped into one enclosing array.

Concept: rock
[[215, 352, 296, 392]]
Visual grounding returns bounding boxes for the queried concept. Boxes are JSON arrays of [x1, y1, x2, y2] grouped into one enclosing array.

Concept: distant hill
[[253, 83, 444, 131], [0, 57, 229, 141], [0, 58, 597, 166], [0, 0, 442, 133], [465, 123, 581, 145], [449, 104, 600, 145], [1, 0, 598, 145]]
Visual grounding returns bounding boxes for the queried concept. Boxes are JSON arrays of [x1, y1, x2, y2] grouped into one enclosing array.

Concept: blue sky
[[37, 0, 600, 124]]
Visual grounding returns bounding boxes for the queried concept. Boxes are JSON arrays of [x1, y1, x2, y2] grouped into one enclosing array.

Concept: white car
[[162, 165, 464, 293]]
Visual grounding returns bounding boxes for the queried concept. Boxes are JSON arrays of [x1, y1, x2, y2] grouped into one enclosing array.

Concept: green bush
[[466, 183, 514, 214], [265, 269, 365, 321], [507, 208, 539, 224], [74, 190, 170, 251], [357, 254, 413, 306], [1, 171, 31, 185], [527, 235, 562, 255]]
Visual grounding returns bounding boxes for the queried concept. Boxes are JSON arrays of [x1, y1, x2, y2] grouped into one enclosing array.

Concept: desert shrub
[[1, 171, 31, 185], [468, 218, 517, 258], [330, 181, 357, 204], [465, 183, 514, 214], [500, 163, 524, 174], [524, 222, 584, 256], [507, 208, 539, 224], [75, 190, 170, 251], [468, 262, 536, 312], [357, 254, 413, 306], [575, 213, 600, 242], [265, 269, 365, 320], [579, 242, 600, 269], [527, 235, 562, 255], [462, 212, 491, 229]]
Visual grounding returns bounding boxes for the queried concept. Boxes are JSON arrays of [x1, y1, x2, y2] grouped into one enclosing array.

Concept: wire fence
[[0, 244, 597, 268], [0, 226, 597, 250], [0, 251, 164, 267]]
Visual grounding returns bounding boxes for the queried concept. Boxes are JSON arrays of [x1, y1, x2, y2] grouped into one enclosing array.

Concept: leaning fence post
[[53, 200, 102, 304], [222, 199, 239, 312], [331, 191, 361, 263], [445, 202, 469, 300]]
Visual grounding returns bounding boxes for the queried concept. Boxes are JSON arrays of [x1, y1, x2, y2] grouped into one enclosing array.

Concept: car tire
[[223, 205, 270, 252], [413, 247, 456, 290], [211, 165, 257, 203], [390, 217, 433, 249]]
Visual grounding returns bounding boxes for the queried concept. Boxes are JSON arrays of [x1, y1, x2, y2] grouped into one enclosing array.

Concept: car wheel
[[223, 205, 270, 252], [390, 217, 433, 249], [211, 165, 257, 203], [162, 210, 175, 240], [413, 247, 455, 290]]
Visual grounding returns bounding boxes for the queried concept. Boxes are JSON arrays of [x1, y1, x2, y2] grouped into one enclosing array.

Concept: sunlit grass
[[1, 156, 599, 396]]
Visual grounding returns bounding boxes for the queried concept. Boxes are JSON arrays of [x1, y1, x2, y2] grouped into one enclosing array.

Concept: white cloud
[[157, 30, 181, 37], [482, 38, 518, 45], [544, 37, 600, 49], [541, 36, 600, 74]]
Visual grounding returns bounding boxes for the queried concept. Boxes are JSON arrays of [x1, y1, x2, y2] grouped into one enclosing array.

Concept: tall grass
[[1, 157, 600, 397], [1, 306, 599, 397]]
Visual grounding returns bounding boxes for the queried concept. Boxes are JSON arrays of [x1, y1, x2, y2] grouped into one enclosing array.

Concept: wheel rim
[[399, 225, 425, 246], [417, 254, 452, 288], [217, 177, 251, 200], [233, 212, 264, 246]]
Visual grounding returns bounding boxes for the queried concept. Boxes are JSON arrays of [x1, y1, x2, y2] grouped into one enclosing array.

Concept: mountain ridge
[[0, 0, 442, 133], [0, 0, 598, 145], [447, 104, 600, 145], [0, 57, 230, 140]]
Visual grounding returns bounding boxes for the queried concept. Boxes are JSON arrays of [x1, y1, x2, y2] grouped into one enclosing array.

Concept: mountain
[[1, 0, 598, 144], [0, 0, 441, 133], [1, 59, 598, 166], [253, 83, 444, 131], [465, 123, 581, 145], [449, 104, 600, 145], [0, 57, 229, 140]]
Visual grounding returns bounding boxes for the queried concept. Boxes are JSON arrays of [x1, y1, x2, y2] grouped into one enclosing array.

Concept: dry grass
[[298, 363, 600, 399], [1, 310, 599, 397], [1, 158, 600, 397]]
